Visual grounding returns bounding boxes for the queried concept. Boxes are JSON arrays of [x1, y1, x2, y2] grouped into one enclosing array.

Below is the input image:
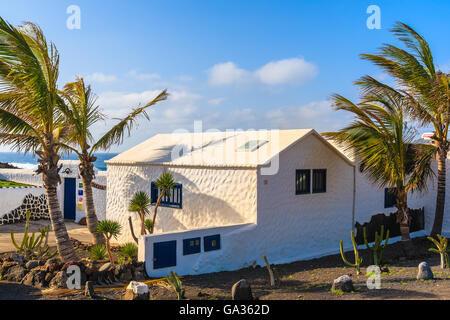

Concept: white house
[[0, 160, 107, 224], [105, 128, 448, 277]]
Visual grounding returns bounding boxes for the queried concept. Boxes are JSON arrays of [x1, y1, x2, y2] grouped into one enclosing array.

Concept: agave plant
[[120, 243, 138, 262], [90, 244, 108, 261], [96, 220, 121, 265]]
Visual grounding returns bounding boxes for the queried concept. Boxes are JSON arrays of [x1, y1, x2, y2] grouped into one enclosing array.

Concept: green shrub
[[90, 244, 108, 261], [120, 243, 138, 262]]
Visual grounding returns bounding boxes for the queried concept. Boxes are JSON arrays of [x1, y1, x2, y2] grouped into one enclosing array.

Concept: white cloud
[[207, 62, 250, 86], [85, 72, 117, 83], [255, 58, 318, 85], [265, 100, 347, 132], [208, 97, 225, 106], [127, 70, 160, 80], [207, 58, 318, 87]]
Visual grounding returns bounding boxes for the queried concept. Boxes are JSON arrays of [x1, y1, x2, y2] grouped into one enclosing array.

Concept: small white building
[[105, 129, 447, 277], [0, 160, 107, 224]]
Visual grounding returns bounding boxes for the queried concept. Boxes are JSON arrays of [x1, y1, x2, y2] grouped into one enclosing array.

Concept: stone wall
[[0, 192, 49, 225]]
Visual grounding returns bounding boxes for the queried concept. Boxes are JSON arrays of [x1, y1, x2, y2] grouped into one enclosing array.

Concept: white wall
[[0, 186, 47, 218], [106, 164, 257, 243], [139, 223, 257, 277], [0, 169, 42, 186], [255, 133, 355, 264]]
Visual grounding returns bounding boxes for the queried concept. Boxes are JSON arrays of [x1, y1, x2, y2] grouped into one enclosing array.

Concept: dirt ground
[[8, 236, 450, 300]]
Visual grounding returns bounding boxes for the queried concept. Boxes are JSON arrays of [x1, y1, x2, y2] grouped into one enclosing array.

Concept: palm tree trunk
[[81, 174, 105, 245], [396, 190, 414, 256], [151, 194, 163, 234], [106, 238, 114, 265], [46, 186, 78, 262], [140, 211, 145, 235], [431, 146, 448, 236]]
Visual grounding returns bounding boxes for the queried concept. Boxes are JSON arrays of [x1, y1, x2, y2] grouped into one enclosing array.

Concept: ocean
[[0, 152, 117, 171]]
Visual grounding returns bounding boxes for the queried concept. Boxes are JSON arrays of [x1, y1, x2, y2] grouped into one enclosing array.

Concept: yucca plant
[[59, 77, 167, 245], [151, 173, 175, 233], [144, 219, 153, 234], [96, 220, 121, 265], [90, 244, 108, 261], [120, 243, 138, 262], [129, 191, 151, 236]]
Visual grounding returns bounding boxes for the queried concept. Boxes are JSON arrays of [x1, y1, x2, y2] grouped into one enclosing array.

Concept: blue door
[[63, 178, 76, 220], [153, 240, 176, 269]]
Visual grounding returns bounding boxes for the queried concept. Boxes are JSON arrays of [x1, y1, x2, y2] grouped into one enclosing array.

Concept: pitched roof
[[106, 129, 354, 168]]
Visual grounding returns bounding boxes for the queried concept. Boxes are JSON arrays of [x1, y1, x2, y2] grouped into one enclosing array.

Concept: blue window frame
[[153, 240, 176, 269], [183, 237, 201, 255], [384, 187, 397, 208], [204, 234, 221, 252], [151, 182, 182, 209], [296, 169, 310, 195], [312, 169, 326, 193]]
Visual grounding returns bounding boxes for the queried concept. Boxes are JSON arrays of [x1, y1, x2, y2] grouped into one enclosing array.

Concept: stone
[[25, 260, 40, 270], [99, 262, 112, 272], [5, 265, 27, 282], [21, 268, 46, 288], [12, 254, 25, 264], [231, 279, 253, 300], [332, 275, 354, 293], [49, 270, 68, 289], [44, 258, 61, 272], [124, 281, 149, 300], [417, 262, 434, 280], [78, 217, 87, 225], [84, 281, 95, 298], [1, 261, 18, 276], [119, 268, 133, 282]]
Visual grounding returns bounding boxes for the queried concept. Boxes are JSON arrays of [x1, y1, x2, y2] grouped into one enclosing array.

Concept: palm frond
[[92, 89, 168, 152]]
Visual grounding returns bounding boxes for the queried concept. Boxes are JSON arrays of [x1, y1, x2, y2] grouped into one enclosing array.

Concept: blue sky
[[1, 0, 450, 152]]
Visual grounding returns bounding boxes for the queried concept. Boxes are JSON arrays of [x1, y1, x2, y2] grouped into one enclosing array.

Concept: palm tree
[[59, 77, 168, 244], [96, 220, 121, 265], [151, 172, 175, 234], [0, 18, 77, 261], [129, 191, 151, 236], [324, 76, 435, 251], [360, 22, 450, 236]]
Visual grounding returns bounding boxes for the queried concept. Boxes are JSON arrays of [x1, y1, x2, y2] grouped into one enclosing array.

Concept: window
[[204, 234, 221, 252], [296, 170, 310, 195], [183, 237, 201, 255], [384, 187, 397, 208], [237, 140, 268, 152], [312, 169, 326, 193], [151, 182, 182, 209]]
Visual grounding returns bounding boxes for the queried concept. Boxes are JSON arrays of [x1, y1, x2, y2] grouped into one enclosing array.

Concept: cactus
[[428, 234, 449, 269], [10, 211, 58, 260], [363, 225, 390, 266], [263, 256, 280, 287], [339, 230, 362, 275], [166, 271, 185, 300]]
